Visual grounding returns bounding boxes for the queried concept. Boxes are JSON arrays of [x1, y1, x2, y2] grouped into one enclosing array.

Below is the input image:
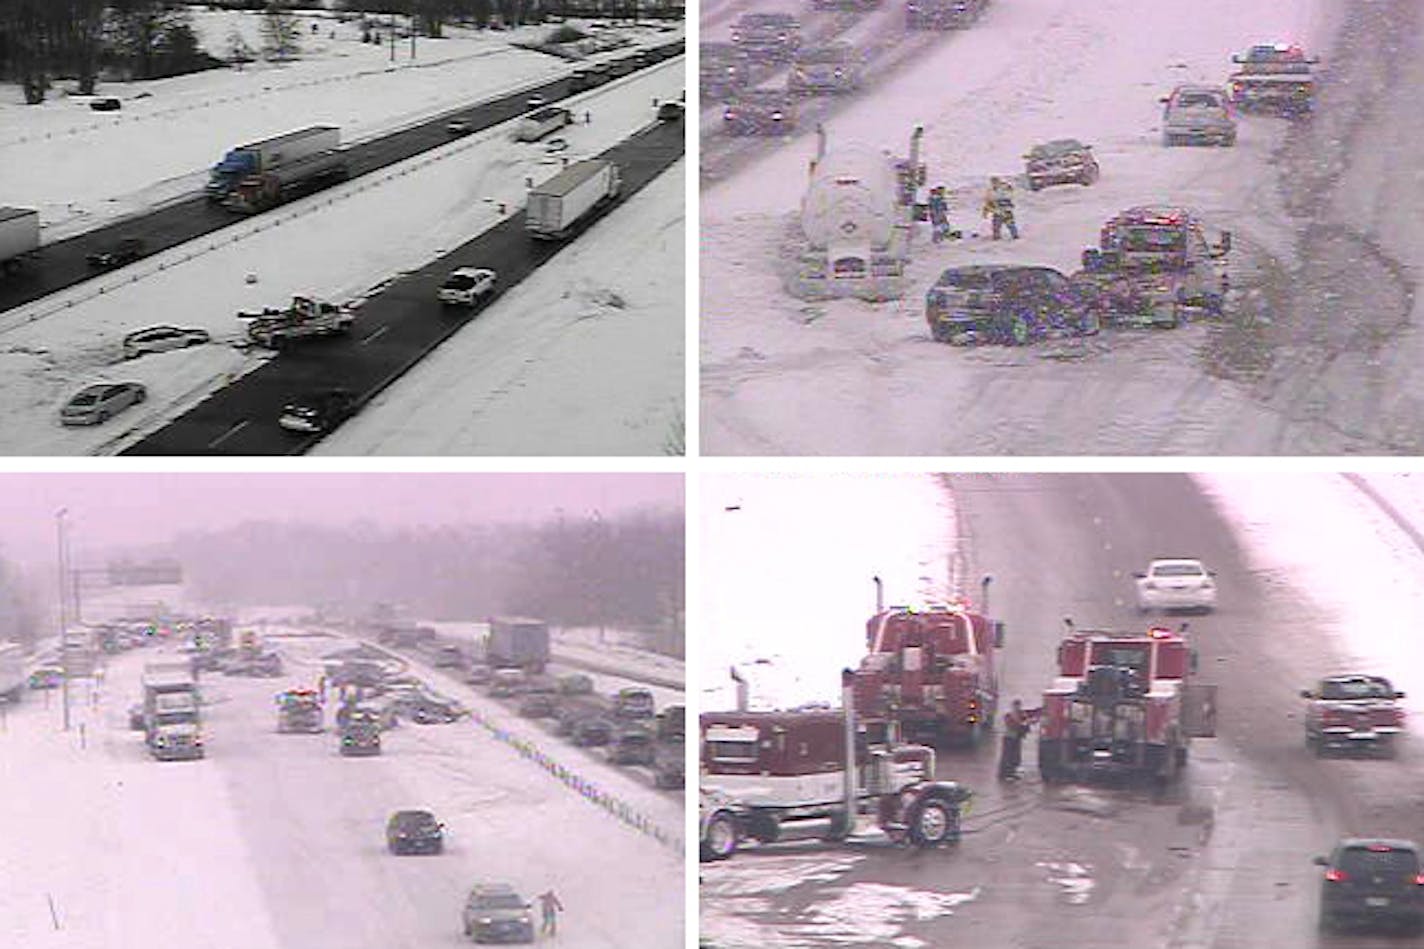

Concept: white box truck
[[0, 207, 40, 276], [525, 160, 622, 240]]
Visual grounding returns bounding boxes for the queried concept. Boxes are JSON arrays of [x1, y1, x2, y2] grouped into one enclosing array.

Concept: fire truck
[[850, 577, 1004, 747], [1037, 622, 1216, 784], [699, 673, 973, 861]]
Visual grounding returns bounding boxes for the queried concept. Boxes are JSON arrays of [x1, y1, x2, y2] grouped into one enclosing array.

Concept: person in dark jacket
[[998, 698, 1042, 780], [538, 889, 564, 936]]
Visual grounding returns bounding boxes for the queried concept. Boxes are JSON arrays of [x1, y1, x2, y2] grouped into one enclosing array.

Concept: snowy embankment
[[0, 632, 682, 948], [0, 57, 684, 456], [0, 11, 680, 238], [701, 473, 954, 711], [700, 0, 1341, 454], [1198, 473, 1424, 726]]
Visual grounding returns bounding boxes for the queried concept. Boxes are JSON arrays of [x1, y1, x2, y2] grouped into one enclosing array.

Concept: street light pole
[[55, 509, 70, 731]]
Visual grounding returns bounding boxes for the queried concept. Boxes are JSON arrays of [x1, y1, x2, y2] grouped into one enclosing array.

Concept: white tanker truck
[[787, 124, 925, 302]]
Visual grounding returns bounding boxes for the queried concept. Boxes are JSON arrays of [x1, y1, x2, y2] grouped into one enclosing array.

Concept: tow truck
[[241, 295, 355, 349], [1228, 43, 1317, 116], [1072, 206, 1231, 328]]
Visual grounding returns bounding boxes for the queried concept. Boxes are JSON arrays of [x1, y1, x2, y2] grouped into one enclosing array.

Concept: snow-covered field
[[0, 627, 683, 947], [1, 11, 678, 237], [0, 14, 685, 456], [700, 473, 954, 711], [700, 0, 1341, 454]]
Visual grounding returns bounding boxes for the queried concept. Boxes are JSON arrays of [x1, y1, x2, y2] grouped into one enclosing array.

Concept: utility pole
[[55, 508, 70, 732], [389, 12, 396, 63]]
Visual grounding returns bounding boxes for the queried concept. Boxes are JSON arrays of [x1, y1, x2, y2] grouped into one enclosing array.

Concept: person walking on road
[[982, 176, 1020, 240], [538, 889, 564, 937], [998, 698, 1042, 781]]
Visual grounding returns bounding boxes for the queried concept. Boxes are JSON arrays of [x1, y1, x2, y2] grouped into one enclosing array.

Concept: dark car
[[87, 237, 146, 270], [1023, 139, 1099, 190], [1316, 839, 1424, 932], [925, 264, 1100, 345], [610, 726, 656, 766], [518, 693, 557, 718], [122, 325, 209, 359], [59, 381, 147, 426], [558, 673, 593, 696], [657, 704, 685, 742], [278, 388, 357, 434], [386, 809, 444, 855], [89, 96, 121, 111], [722, 90, 796, 136], [395, 693, 464, 724], [573, 717, 613, 746], [656, 100, 685, 122]]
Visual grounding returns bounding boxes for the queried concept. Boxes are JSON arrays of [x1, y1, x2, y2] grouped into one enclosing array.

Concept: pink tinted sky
[[0, 472, 682, 565]]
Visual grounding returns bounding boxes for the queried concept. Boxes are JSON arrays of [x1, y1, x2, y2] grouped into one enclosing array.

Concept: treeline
[[0, 1, 224, 103], [114, 507, 684, 650], [0, 554, 44, 649]]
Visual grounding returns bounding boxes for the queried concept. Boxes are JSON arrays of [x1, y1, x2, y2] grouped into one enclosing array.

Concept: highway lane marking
[[362, 325, 390, 345], [207, 420, 249, 449]]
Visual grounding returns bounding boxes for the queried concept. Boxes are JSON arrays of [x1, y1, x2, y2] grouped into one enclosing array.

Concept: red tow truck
[[850, 577, 1004, 747], [1037, 622, 1217, 784]]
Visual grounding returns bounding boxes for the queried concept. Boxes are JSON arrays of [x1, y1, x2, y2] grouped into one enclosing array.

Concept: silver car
[[122, 325, 211, 359], [59, 382, 147, 425], [1161, 84, 1237, 146]]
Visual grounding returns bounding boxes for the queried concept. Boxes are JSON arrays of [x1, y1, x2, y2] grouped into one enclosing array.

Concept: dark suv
[[925, 264, 1100, 345], [387, 809, 444, 855], [1316, 839, 1424, 932]]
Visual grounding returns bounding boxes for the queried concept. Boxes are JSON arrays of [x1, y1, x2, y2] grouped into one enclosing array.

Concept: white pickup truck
[[241, 295, 354, 348]]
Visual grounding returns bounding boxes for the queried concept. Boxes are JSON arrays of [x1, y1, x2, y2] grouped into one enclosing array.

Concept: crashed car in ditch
[[925, 264, 1100, 345], [1023, 138, 1099, 190]]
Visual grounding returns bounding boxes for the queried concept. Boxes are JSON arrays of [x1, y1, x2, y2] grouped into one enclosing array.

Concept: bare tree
[[260, 1, 302, 62]]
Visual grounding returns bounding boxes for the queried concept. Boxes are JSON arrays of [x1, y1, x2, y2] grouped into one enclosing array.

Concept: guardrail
[[469, 706, 684, 857]]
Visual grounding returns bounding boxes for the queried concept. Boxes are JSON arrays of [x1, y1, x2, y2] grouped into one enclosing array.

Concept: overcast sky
[[0, 472, 682, 567]]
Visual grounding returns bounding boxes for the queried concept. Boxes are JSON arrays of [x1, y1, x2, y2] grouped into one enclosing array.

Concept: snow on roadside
[[0, 679, 283, 948], [1197, 473, 1424, 721], [0, 59, 684, 456], [1, 12, 680, 238], [316, 158, 686, 456], [701, 473, 954, 711]]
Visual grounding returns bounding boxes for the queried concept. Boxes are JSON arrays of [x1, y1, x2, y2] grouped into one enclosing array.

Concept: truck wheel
[[1379, 737, 1398, 760], [823, 808, 852, 842], [747, 811, 780, 844], [1305, 732, 1323, 757], [700, 813, 739, 862], [907, 799, 956, 847]]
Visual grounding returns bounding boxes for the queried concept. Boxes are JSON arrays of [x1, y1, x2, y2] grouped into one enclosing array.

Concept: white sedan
[[437, 266, 497, 307], [1134, 558, 1217, 613]]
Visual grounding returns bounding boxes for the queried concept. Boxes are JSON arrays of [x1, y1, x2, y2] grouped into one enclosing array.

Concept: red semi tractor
[[1037, 621, 1217, 784], [850, 577, 1004, 747]]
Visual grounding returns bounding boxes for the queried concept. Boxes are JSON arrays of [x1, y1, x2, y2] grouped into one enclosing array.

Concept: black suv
[[386, 809, 444, 855], [925, 264, 1100, 345], [1316, 838, 1424, 932]]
